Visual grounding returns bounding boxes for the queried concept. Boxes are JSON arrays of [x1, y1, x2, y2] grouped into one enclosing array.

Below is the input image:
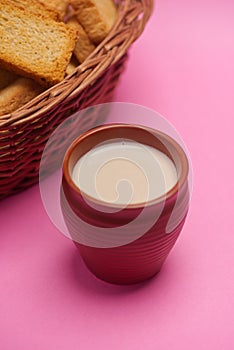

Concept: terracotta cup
[[61, 124, 190, 285]]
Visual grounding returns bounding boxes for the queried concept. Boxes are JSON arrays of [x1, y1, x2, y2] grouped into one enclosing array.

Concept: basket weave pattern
[[0, 0, 153, 199]]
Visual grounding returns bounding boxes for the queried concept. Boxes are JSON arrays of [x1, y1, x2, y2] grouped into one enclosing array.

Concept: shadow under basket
[[0, 0, 154, 200]]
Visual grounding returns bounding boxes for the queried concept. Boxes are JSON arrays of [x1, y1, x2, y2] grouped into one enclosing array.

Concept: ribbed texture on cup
[[75, 215, 186, 284], [61, 179, 189, 284]]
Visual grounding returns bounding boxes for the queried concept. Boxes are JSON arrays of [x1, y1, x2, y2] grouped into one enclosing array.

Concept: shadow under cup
[[61, 124, 190, 285]]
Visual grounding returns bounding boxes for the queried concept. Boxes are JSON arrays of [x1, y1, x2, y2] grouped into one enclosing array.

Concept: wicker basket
[[0, 0, 153, 199]]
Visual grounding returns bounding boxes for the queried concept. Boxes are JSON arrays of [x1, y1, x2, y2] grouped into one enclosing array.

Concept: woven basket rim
[[0, 0, 154, 127]]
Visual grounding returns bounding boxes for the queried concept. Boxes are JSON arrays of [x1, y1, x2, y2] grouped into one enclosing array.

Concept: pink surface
[[1, 0, 234, 348]]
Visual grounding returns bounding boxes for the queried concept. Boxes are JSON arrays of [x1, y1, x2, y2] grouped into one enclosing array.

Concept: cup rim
[[62, 123, 189, 209]]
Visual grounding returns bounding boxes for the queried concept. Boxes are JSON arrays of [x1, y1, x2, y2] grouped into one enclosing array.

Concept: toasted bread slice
[[66, 56, 79, 76], [70, 0, 118, 44], [0, 77, 43, 116], [67, 17, 96, 63], [38, 0, 69, 21], [0, 0, 77, 87], [7, 0, 59, 21], [0, 69, 17, 90]]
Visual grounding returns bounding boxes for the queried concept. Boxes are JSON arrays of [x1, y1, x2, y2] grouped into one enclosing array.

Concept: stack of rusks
[[0, 0, 118, 115]]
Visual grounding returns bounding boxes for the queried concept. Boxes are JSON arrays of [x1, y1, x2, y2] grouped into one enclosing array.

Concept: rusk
[[38, 0, 70, 21], [67, 17, 96, 63], [70, 0, 118, 44], [66, 56, 79, 75], [0, 77, 43, 115], [0, 69, 17, 90], [0, 0, 77, 87], [7, 0, 59, 21]]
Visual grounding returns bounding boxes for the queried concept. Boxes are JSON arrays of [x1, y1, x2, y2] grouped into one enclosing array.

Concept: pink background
[[1, 0, 234, 348]]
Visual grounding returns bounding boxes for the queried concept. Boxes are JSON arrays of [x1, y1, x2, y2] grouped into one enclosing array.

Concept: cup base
[[84, 264, 162, 285], [75, 243, 164, 285]]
